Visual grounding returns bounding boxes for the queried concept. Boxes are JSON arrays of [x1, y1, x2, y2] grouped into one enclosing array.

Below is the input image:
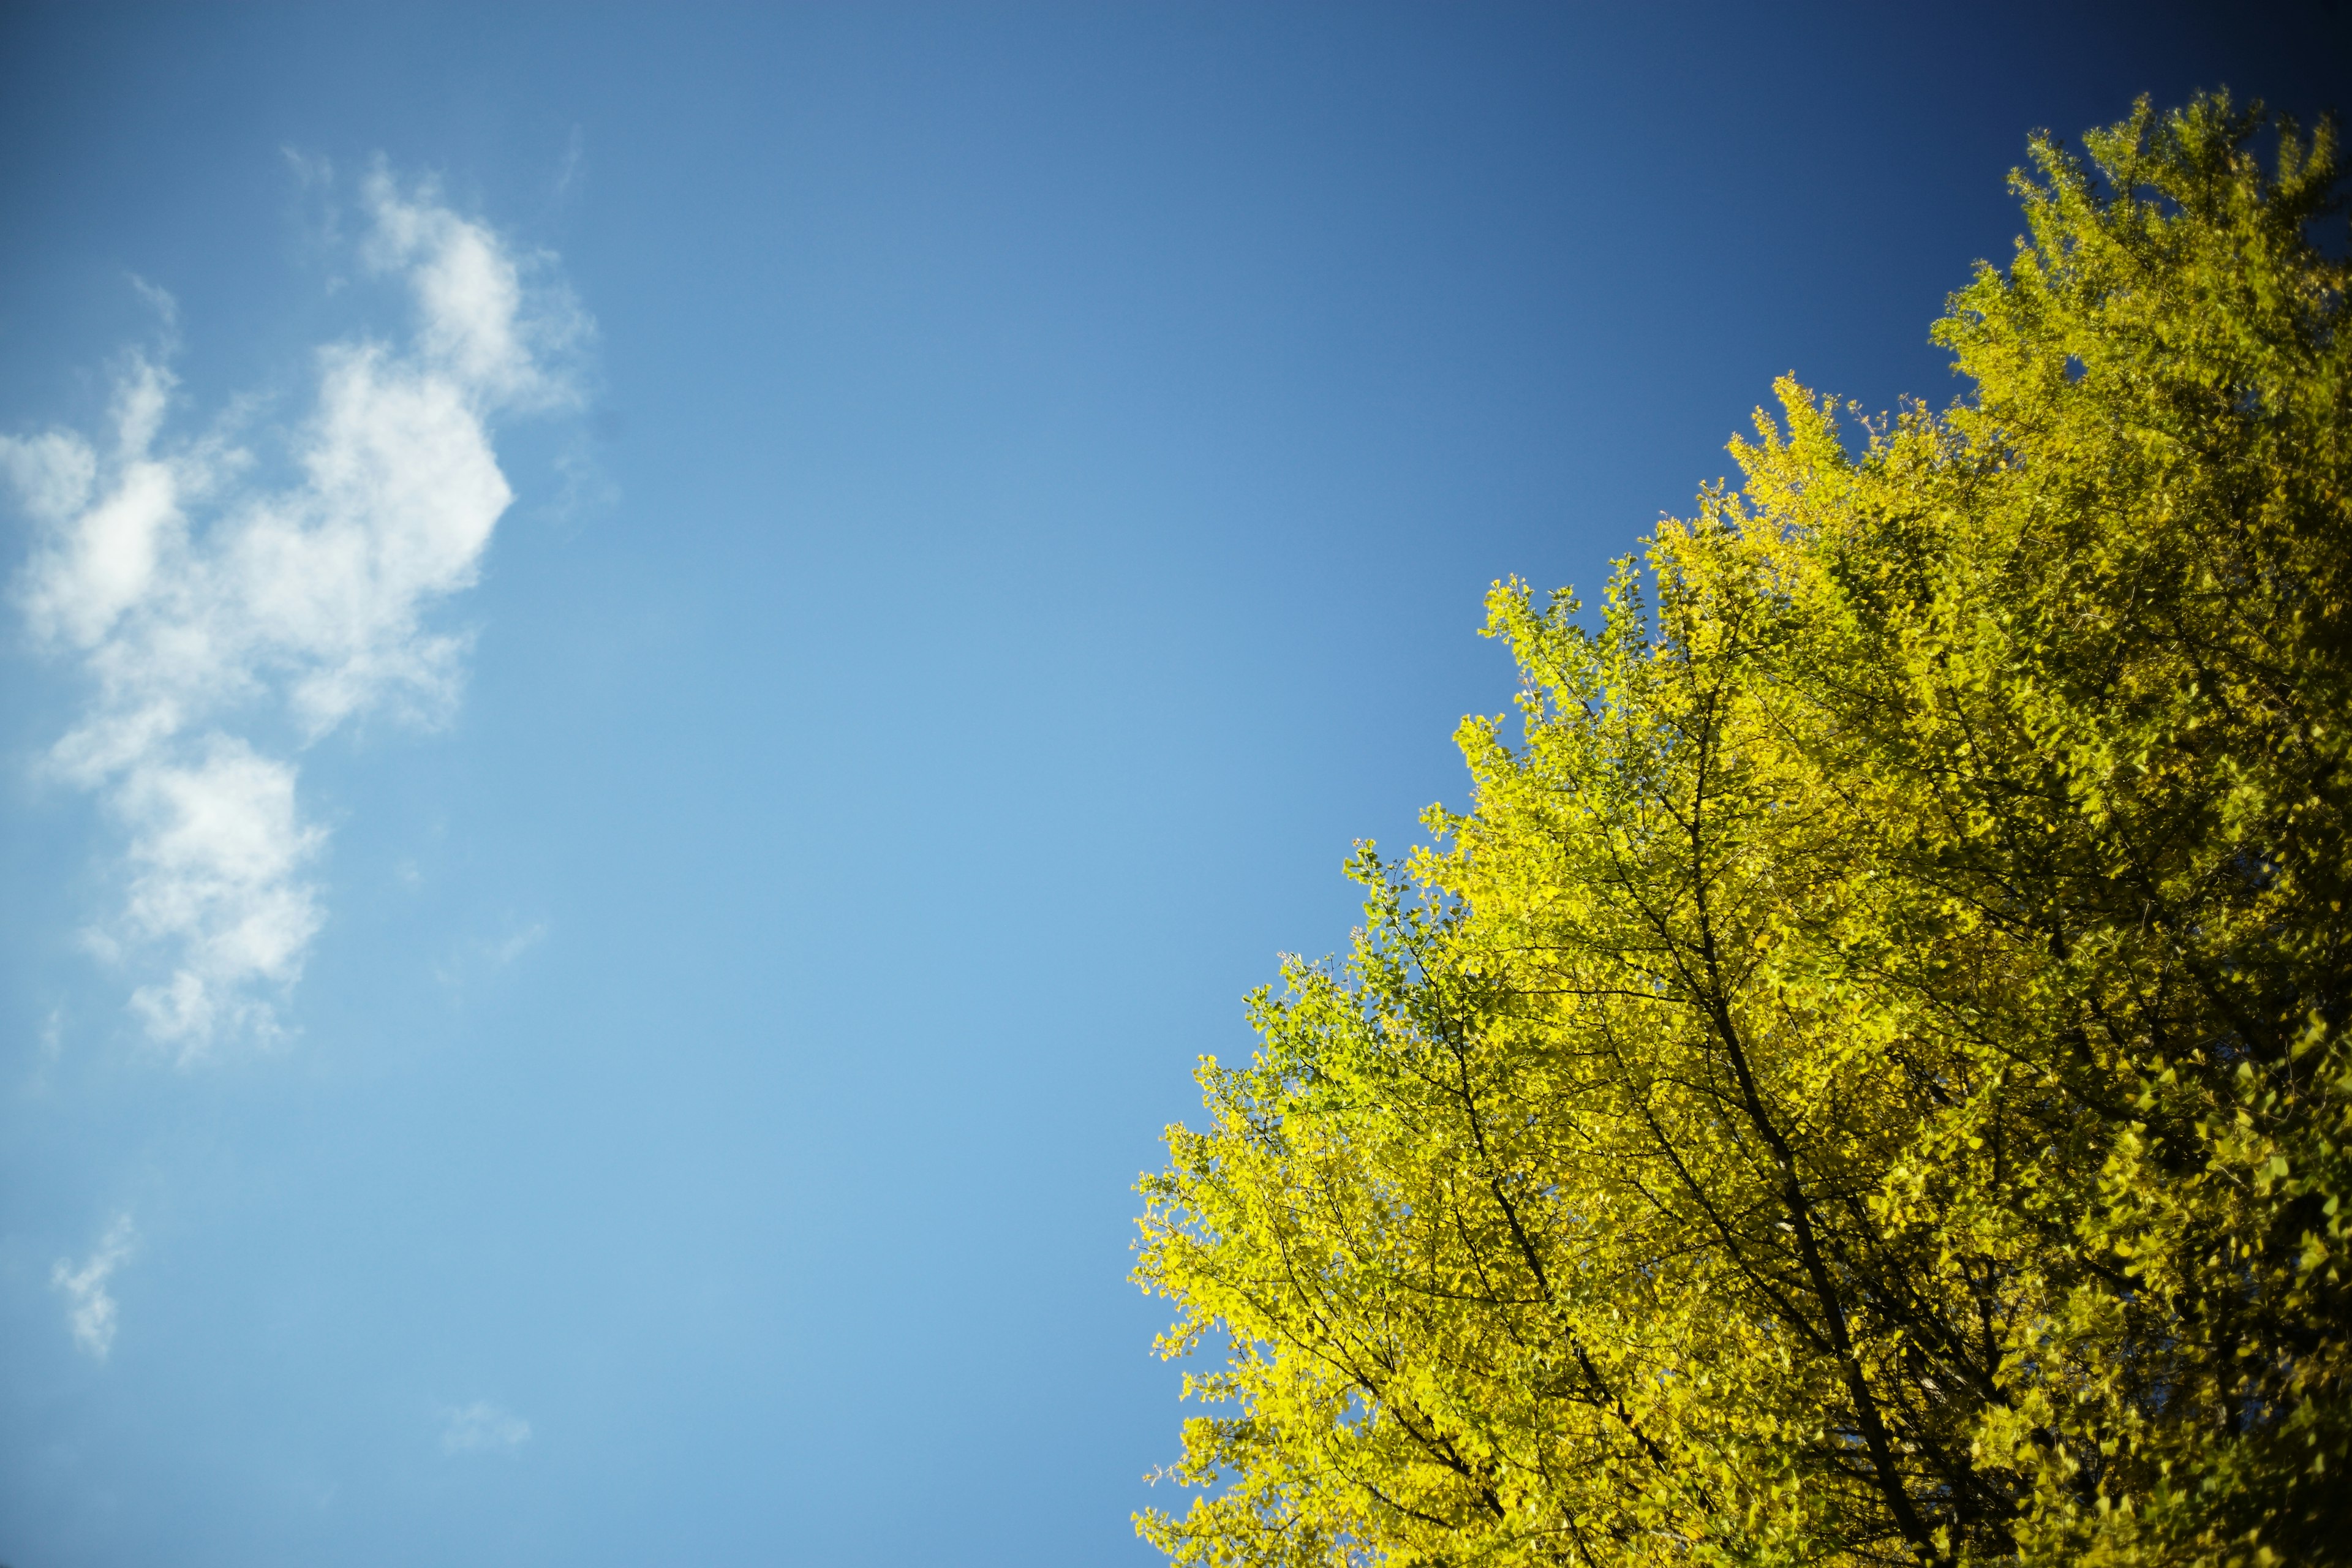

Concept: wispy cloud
[[553, 124, 587, 203], [440, 1398, 532, 1453], [3, 162, 589, 1058], [52, 1213, 137, 1360], [485, 919, 548, 967], [433, 915, 550, 993]]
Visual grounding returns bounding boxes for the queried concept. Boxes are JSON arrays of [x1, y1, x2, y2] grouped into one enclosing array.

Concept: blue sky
[[1, 5, 2343, 1565]]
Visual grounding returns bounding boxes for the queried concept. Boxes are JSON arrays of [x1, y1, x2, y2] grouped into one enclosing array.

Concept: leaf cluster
[[1136, 95, 2352, 1567]]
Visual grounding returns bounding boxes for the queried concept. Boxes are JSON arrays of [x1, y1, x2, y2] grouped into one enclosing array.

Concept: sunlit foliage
[[1136, 94, 2351, 1567]]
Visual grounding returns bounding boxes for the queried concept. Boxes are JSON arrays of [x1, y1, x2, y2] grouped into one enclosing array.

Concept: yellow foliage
[[1137, 96, 2352, 1567]]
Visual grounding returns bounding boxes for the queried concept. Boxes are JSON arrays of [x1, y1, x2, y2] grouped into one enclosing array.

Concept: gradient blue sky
[[2, 6, 2344, 1566]]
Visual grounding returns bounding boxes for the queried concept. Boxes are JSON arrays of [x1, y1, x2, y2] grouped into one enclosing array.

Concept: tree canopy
[[1135, 94, 2351, 1567]]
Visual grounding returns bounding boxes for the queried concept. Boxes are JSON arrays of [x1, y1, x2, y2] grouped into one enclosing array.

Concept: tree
[[1135, 94, 2351, 1568]]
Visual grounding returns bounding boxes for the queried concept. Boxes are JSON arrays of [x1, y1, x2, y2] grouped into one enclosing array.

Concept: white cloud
[[4, 164, 589, 1059], [119, 737, 325, 1043], [361, 166, 586, 412], [440, 1399, 531, 1454], [52, 1214, 137, 1360]]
